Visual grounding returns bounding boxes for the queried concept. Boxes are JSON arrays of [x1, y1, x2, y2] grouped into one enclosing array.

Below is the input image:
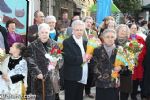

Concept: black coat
[[63, 36, 87, 81], [93, 45, 117, 88], [0, 25, 9, 53], [27, 38, 60, 95], [142, 34, 150, 97]]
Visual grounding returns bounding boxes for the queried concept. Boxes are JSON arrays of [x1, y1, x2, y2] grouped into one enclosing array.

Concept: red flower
[[129, 43, 133, 48], [50, 47, 56, 54], [57, 49, 62, 54]]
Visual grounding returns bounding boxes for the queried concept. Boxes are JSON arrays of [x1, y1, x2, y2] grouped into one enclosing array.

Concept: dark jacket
[[0, 25, 9, 53], [142, 34, 150, 96], [27, 38, 60, 95], [93, 45, 117, 88], [28, 24, 38, 43], [63, 36, 87, 81]]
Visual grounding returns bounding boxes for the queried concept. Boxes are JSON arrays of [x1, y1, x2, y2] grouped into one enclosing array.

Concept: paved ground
[[59, 87, 95, 100], [59, 87, 141, 100]]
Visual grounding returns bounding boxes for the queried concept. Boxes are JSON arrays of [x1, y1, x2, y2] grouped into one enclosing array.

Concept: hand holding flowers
[[45, 47, 62, 71]]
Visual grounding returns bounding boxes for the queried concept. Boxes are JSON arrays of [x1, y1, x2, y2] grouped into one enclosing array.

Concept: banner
[[96, 0, 111, 26]]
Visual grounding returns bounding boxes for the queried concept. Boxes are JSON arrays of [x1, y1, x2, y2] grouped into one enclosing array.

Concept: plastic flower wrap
[[45, 47, 62, 71], [113, 40, 143, 74], [114, 46, 128, 67], [86, 36, 100, 55], [57, 34, 69, 50], [124, 40, 143, 65]]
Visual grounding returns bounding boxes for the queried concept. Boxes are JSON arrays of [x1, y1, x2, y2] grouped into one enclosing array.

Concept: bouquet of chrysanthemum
[[86, 37, 100, 55], [124, 40, 143, 54], [0, 48, 6, 64], [45, 47, 62, 71], [57, 34, 69, 50], [124, 40, 143, 66]]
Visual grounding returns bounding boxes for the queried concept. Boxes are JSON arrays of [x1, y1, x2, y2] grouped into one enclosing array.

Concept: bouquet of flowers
[[45, 47, 62, 93], [124, 40, 143, 54], [57, 34, 69, 50], [113, 40, 143, 75], [86, 36, 101, 55], [111, 70, 119, 83], [125, 40, 143, 71], [45, 47, 62, 71]]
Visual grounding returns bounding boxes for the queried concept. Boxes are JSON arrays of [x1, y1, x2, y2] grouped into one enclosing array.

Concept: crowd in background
[[0, 10, 150, 100]]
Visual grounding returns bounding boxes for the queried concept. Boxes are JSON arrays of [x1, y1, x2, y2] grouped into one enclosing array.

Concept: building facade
[[28, 0, 96, 26]]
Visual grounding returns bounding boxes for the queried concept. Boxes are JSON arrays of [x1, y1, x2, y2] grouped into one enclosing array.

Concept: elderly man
[[28, 10, 45, 43], [45, 15, 59, 41], [63, 20, 92, 100], [27, 23, 62, 100]]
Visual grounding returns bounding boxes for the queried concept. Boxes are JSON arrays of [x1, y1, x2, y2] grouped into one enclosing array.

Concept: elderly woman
[[93, 29, 119, 100], [128, 23, 146, 100], [115, 24, 132, 100], [6, 20, 24, 49], [45, 15, 59, 41], [27, 23, 62, 100], [116, 24, 130, 46], [45, 15, 60, 100], [107, 20, 117, 30], [63, 20, 91, 100]]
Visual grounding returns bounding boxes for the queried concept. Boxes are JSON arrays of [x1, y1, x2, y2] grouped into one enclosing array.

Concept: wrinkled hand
[[50, 61, 57, 67], [37, 74, 43, 79], [83, 54, 92, 63], [85, 54, 92, 61], [114, 66, 121, 72], [83, 55, 87, 63]]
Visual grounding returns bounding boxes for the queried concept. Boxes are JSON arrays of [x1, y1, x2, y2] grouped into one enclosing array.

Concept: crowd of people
[[0, 10, 150, 100]]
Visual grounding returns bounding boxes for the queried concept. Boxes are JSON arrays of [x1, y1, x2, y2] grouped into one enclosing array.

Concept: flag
[[96, 0, 111, 26]]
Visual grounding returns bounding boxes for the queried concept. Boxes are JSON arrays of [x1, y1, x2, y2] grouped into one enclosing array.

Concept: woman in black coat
[[115, 24, 132, 100], [142, 34, 150, 100], [93, 29, 119, 100], [27, 23, 62, 100]]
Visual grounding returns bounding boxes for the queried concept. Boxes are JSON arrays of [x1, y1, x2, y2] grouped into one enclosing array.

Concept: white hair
[[45, 15, 56, 23], [116, 24, 130, 36], [38, 23, 50, 33], [71, 20, 85, 29], [101, 29, 117, 39]]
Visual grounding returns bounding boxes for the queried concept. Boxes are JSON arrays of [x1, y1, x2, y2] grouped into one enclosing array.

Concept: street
[[59, 87, 141, 100]]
